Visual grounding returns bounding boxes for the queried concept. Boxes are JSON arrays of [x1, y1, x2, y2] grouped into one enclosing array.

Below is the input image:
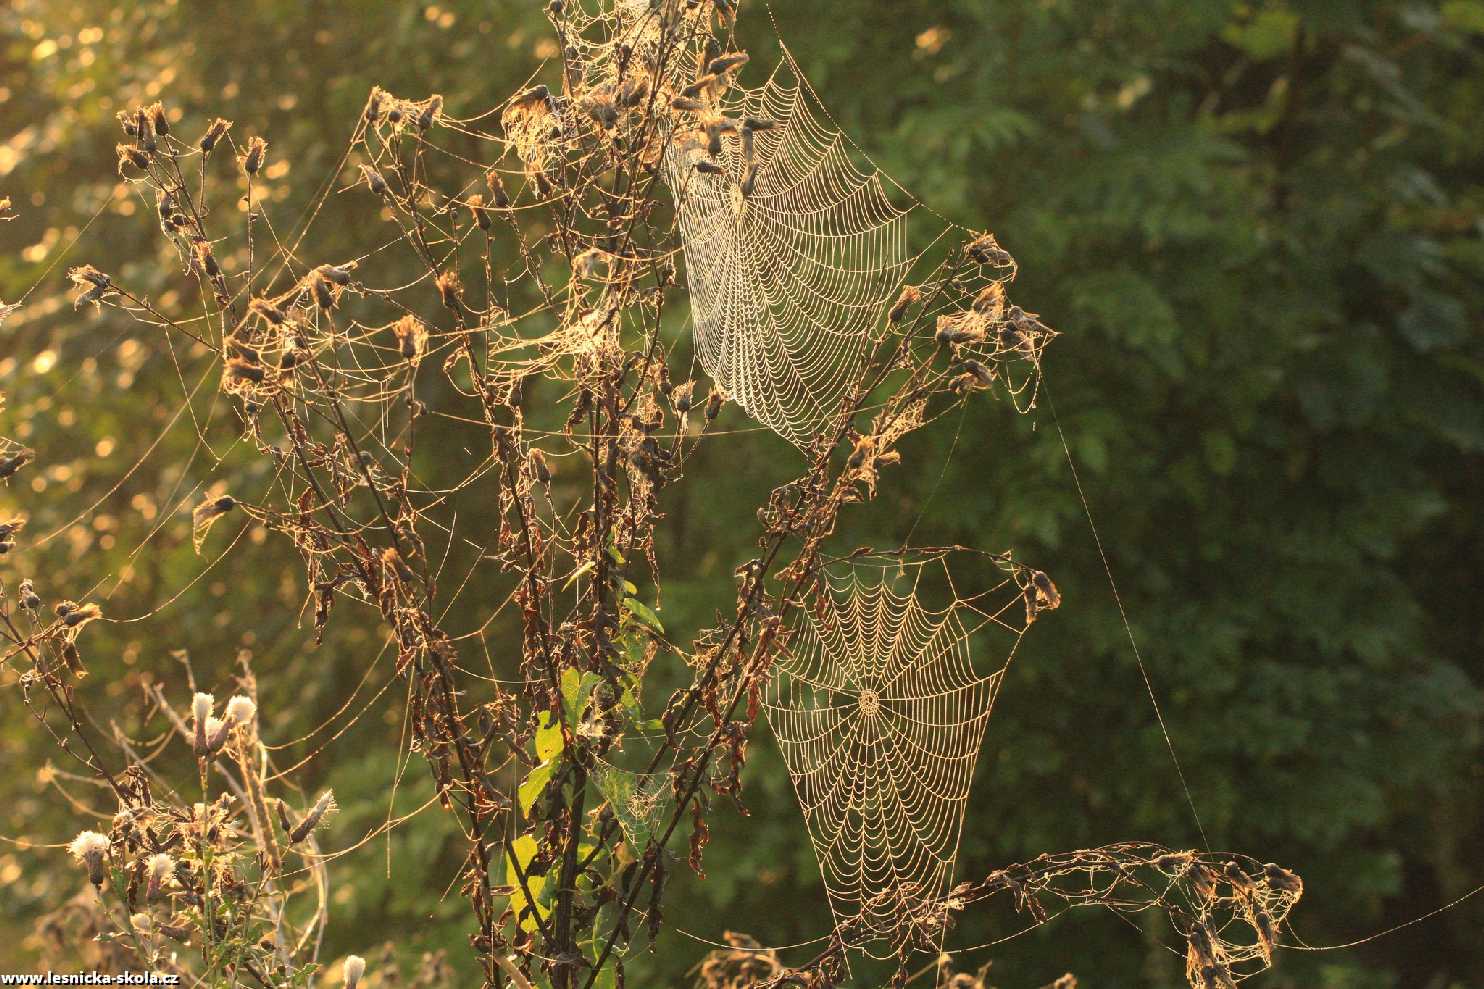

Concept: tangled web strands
[[662, 59, 921, 448], [764, 557, 1031, 959]]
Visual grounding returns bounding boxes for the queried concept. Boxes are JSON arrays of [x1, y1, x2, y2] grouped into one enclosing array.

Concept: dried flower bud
[[129, 912, 153, 932], [18, 579, 40, 610], [486, 169, 511, 208], [344, 955, 367, 989], [68, 830, 110, 886]]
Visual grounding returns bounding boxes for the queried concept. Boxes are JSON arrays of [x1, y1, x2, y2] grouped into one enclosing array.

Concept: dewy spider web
[[662, 60, 919, 448], [764, 552, 1043, 959]]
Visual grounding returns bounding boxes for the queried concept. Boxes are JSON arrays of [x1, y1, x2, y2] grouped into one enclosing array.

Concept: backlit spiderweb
[[764, 552, 1052, 958], [662, 59, 918, 448]]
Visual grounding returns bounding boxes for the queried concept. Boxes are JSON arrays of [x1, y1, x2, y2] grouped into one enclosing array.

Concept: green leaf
[[622, 597, 664, 635], [519, 760, 555, 815], [535, 711, 564, 762]]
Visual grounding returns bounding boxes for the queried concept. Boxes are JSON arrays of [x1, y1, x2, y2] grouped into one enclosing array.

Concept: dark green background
[[1, 1, 1480, 986]]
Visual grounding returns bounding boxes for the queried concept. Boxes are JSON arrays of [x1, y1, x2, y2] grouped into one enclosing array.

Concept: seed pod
[[192, 495, 237, 553], [135, 108, 156, 152], [1263, 863, 1302, 895], [744, 117, 777, 132], [364, 89, 385, 124], [18, 579, 40, 610], [847, 435, 875, 470], [705, 388, 724, 421], [193, 241, 220, 279], [239, 136, 268, 176], [973, 281, 1006, 318], [318, 264, 353, 287], [694, 160, 724, 176], [149, 102, 170, 136], [199, 117, 232, 153], [670, 380, 695, 413], [670, 96, 705, 113]]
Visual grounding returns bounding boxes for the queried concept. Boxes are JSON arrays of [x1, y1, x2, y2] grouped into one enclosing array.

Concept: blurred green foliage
[[1, 1, 1481, 986]]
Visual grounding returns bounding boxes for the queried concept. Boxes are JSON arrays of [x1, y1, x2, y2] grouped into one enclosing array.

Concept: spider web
[[764, 552, 1042, 958], [662, 61, 919, 448]]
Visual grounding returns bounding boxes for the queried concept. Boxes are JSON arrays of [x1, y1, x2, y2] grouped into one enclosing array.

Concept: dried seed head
[[707, 52, 750, 75], [467, 193, 492, 230], [670, 380, 695, 413], [249, 297, 288, 325], [199, 117, 232, 153], [888, 285, 921, 324], [528, 447, 552, 485], [310, 272, 337, 311], [204, 716, 232, 754], [416, 94, 443, 130], [18, 579, 40, 610], [365, 88, 385, 123], [965, 232, 1014, 268], [148, 101, 170, 136], [225, 695, 257, 727], [145, 851, 174, 898], [116, 143, 150, 174], [192, 692, 214, 754], [705, 388, 725, 421], [485, 169, 511, 208], [436, 270, 463, 310], [391, 315, 427, 361], [344, 955, 367, 989], [129, 912, 153, 932], [0, 448, 35, 479], [239, 136, 268, 176], [226, 357, 265, 384], [69, 830, 110, 885], [62, 602, 102, 629]]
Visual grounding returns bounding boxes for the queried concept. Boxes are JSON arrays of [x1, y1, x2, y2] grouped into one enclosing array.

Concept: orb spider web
[[763, 549, 1055, 959], [662, 58, 921, 448]]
